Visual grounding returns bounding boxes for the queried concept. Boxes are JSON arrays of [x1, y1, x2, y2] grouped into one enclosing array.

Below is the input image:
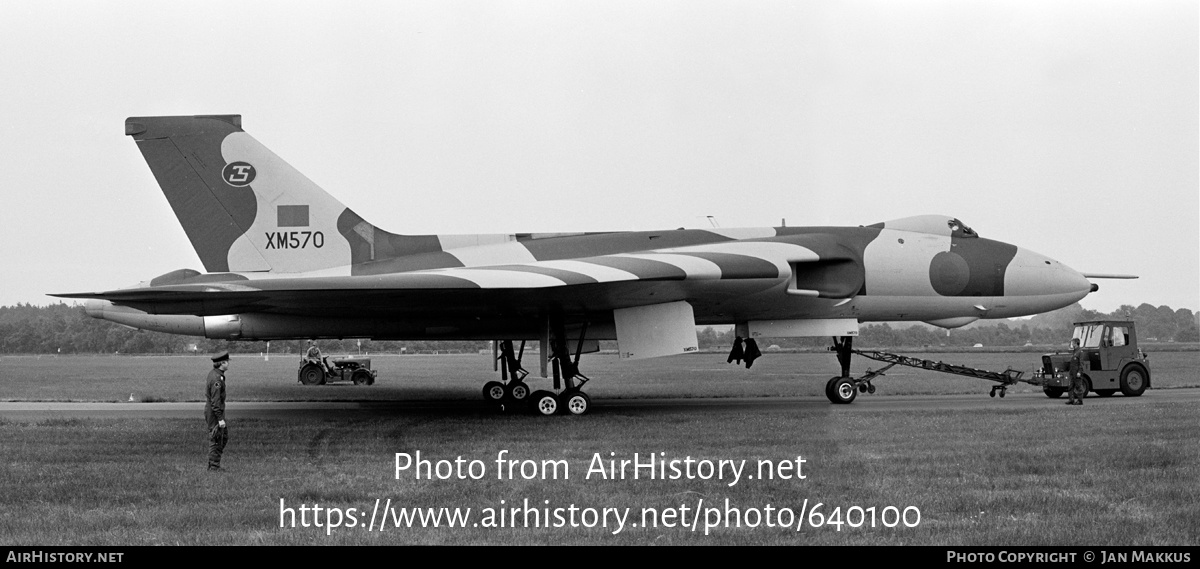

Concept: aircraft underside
[[85, 288, 1091, 415]]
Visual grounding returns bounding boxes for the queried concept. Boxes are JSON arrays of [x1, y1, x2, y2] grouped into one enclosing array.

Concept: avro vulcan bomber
[[56, 115, 1117, 414]]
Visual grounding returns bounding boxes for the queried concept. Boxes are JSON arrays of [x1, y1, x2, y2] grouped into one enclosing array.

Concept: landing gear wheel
[[1095, 389, 1115, 397], [506, 381, 530, 402], [299, 363, 326, 385], [561, 391, 591, 416], [482, 381, 506, 404], [827, 377, 857, 404], [1119, 365, 1148, 397], [531, 390, 558, 416], [824, 376, 841, 401], [1043, 387, 1065, 398], [351, 369, 372, 385]]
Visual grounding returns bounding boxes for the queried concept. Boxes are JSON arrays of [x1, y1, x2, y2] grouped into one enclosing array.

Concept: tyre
[[299, 363, 326, 385], [1072, 376, 1091, 400], [482, 381, 506, 403], [561, 391, 590, 416], [1043, 387, 1065, 398], [351, 369, 371, 385], [825, 376, 842, 401], [1119, 365, 1148, 397], [827, 377, 857, 404], [531, 390, 558, 416], [506, 381, 530, 402]]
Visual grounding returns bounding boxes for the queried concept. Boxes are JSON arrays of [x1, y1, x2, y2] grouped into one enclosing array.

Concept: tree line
[[0, 301, 1196, 355]]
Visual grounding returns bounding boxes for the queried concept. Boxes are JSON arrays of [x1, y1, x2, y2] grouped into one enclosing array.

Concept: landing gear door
[[614, 301, 699, 360]]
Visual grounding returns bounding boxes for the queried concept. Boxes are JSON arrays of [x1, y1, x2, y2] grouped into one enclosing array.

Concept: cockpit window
[[948, 218, 978, 238]]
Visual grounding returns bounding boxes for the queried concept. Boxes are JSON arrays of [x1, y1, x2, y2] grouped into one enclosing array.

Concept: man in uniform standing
[[206, 351, 230, 470], [1066, 338, 1084, 406]]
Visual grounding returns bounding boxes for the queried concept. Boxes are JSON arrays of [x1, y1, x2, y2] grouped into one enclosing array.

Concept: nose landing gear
[[826, 336, 892, 404], [823, 335, 1025, 404]]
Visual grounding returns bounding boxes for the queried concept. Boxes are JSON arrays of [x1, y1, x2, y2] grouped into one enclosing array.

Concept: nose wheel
[[826, 376, 858, 404]]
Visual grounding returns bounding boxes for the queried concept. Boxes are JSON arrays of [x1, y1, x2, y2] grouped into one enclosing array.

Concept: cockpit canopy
[[871, 215, 979, 238]]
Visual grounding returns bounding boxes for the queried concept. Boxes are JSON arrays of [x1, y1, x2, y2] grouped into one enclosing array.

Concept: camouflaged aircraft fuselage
[[59, 115, 1095, 344]]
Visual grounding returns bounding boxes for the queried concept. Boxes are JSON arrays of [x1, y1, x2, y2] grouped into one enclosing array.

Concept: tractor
[[297, 356, 377, 386]]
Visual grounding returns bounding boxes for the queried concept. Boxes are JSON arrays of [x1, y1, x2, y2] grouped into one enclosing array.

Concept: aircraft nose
[[1004, 248, 1092, 299]]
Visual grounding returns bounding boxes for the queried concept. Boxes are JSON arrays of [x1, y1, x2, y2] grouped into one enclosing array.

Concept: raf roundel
[[221, 162, 257, 187]]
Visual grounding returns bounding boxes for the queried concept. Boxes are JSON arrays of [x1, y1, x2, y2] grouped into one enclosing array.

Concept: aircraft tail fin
[[126, 115, 407, 273]]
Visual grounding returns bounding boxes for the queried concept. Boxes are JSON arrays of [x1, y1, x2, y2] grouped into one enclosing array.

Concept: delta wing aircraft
[[56, 115, 1110, 414]]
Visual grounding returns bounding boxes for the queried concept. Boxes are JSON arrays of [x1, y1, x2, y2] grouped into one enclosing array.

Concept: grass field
[[1, 352, 1197, 545], [1, 400, 1197, 545]]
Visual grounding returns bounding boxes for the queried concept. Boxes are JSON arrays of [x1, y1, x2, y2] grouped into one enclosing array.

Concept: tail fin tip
[[124, 115, 243, 139]]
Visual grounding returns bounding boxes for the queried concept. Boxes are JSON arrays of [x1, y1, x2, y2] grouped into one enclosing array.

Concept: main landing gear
[[534, 317, 593, 416], [482, 340, 531, 409], [482, 319, 594, 416]]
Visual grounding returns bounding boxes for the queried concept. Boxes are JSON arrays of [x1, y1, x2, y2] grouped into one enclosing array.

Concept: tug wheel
[[1119, 365, 1148, 397], [1072, 376, 1091, 400]]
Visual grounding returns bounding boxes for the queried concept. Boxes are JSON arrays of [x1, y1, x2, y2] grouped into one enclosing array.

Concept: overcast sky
[[1, 0, 1196, 314]]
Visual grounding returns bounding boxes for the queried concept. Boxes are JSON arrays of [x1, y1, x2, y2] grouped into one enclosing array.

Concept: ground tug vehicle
[[824, 320, 1150, 403], [1033, 320, 1150, 399], [297, 356, 377, 386]]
